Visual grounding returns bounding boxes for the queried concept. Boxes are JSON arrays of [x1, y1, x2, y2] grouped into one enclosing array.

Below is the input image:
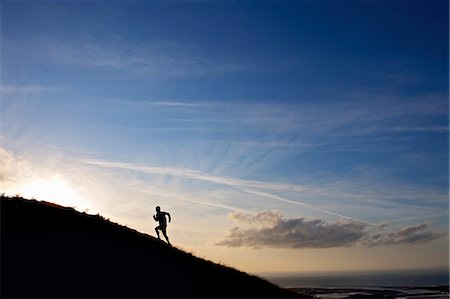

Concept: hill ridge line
[[1, 195, 303, 298]]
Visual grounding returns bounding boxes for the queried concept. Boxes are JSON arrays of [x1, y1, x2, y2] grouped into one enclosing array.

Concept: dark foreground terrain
[[1, 195, 301, 298]]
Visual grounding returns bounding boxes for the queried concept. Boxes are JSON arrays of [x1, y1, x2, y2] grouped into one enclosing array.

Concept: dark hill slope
[[1, 196, 301, 298]]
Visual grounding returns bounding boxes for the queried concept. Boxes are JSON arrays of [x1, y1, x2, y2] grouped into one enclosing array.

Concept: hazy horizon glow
[[1, 1, 448, 273]]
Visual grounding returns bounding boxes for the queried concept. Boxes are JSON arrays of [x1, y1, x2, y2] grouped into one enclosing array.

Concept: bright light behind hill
[[19, 175, 85, 210]]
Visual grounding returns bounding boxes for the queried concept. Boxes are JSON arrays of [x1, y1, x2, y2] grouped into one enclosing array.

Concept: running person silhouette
[[153, 206, 171, 245]]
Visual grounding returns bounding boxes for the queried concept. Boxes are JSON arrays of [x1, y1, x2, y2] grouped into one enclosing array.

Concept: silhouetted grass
[[1, 195, 305, 298]]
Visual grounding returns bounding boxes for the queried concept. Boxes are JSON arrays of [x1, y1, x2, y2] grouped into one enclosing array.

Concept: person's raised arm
[[167, 212, 171, 223]]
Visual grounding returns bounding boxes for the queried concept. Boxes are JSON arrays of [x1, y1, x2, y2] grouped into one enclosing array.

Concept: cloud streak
[[101, 93, 447, 141], [84, 159, 446, 224], [123, 185, 248, 213], [0, 147, 34, 185], [84, 160, 311, 193], [241, 189, 372, 225], [216, 211, 444, 249], [0, 85, 57, 95], [84, 160, 373, 222], [45, 38, 257, 77], [104, 99, 219, 108]]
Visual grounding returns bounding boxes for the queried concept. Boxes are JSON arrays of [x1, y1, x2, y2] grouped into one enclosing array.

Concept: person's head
[[156, 206, 161, 212]]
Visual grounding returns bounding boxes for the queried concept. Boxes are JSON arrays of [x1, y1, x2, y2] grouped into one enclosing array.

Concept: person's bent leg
[[162, 229, 171, 245], [155, 227, 161, 239]]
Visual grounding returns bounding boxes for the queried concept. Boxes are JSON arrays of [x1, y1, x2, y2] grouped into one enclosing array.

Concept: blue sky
[[1, 1, 448, 272]]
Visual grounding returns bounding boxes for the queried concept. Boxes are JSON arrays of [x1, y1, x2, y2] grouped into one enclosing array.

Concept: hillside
[[1, 195, 301, 298]]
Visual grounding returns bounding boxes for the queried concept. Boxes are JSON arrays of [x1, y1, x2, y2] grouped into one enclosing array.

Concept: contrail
[[84, 160, 309, 192], [124, 186, 248, 213], [85, 159, 373, 224], [242, 189, 376, 226]]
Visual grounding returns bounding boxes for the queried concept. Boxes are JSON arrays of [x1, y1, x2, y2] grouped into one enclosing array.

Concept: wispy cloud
[[112, 126, 232, 132], [125, 185, 247, 213], [102, 93, 447, 137], [389, 126, 449, 133], [241, 189, 374, 225], [195, 140, 320, 149], [103, 99, 219, 108], [0, 147, 34, 185], [216, 211, 444, 249], [84, 159, 447, 207], [84, 160, 311, 193], [0, 85, 57, 95], [45, 38, 258, 77], [83, 159, 398, 224]]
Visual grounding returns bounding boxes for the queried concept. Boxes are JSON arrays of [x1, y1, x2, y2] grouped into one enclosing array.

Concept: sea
[[260, 268, 449, 288]]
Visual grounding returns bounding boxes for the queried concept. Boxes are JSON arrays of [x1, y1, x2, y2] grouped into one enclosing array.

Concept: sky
[[1, 1, 449, 274]]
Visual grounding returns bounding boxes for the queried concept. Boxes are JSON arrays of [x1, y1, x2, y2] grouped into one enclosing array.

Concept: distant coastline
[[260, 269, 449, 299], [285, 286, 449, 299], [260, 268, 449, 288]]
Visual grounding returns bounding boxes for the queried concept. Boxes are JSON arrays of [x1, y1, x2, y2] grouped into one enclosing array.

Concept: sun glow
[[19, 175, 85, 210]]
